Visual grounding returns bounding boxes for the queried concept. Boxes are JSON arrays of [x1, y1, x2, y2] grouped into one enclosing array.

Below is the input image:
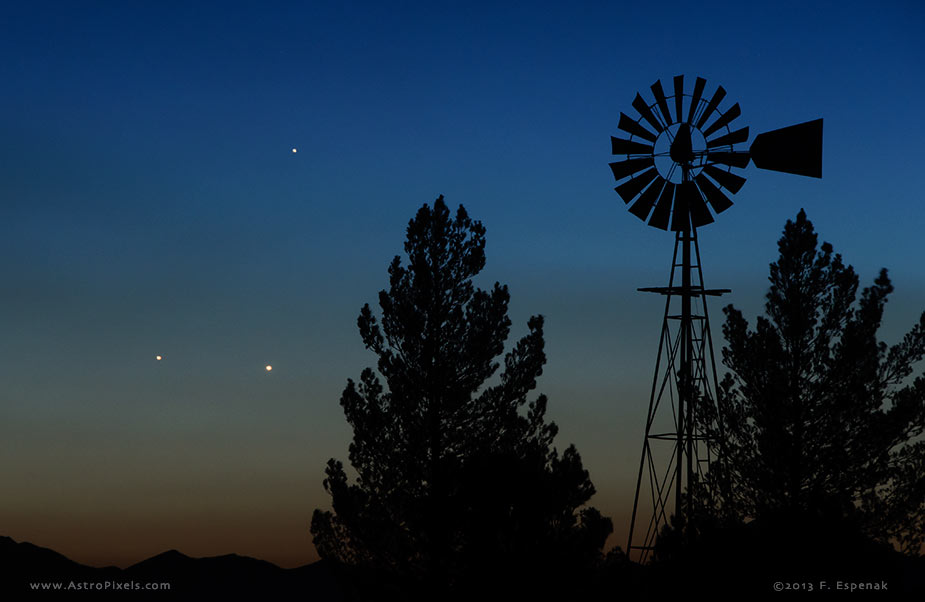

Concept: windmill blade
[[615, 168, 658, 204], [696, 85, 726, 129], [707, 151, 751, 169], [673, 75, 684, 124], [618, 112, 658, 143], [750, 118, 823, 178], [695, 173, 734, 213], [702, 103, 742, 138], [650, 80, 673, 126], [611, 136, 655, 155], [609, 157, 655, 181], [633, 93, 664, 133], [707, 126, 749, 148], [703, 165, 747, 193], [629, 177, 665, 221], [648, 182, 675, 230], [687, 77, 706, 124], [685, 181, 714, 227]]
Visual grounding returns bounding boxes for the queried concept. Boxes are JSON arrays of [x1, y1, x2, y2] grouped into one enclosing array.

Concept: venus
[[265, 365, 273, 372]]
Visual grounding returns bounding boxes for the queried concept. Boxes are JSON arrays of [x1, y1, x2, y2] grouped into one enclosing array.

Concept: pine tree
[[707, 209, 925, 553], [310, 196, 611, 599]]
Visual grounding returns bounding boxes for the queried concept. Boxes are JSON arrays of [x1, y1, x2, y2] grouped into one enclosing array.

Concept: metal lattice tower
[[627, 224, 727, 563], [608, 75, 823, 563]]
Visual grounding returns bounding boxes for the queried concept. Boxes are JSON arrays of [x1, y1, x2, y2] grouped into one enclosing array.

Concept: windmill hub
[[654, 123, 707, 183], [669, 123, 695, 165]]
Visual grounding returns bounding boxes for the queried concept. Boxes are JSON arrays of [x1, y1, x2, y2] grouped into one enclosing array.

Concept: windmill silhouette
[[610, 75, 823, 562]]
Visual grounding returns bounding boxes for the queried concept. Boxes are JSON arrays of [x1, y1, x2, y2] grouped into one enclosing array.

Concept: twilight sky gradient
[[2, 1, 924, 568]]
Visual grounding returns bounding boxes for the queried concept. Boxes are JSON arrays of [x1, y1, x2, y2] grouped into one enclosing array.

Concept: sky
[[1, 0, 924, 569]]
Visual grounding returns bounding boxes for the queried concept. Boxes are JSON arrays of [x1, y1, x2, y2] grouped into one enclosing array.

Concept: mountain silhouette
[[1, 536, 345, 600]]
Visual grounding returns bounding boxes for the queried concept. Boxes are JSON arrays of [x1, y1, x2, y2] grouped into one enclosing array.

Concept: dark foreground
[[3, 529, 923, 600]]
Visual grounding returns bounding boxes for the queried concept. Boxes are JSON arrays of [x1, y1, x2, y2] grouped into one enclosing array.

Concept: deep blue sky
[[2, 1, 924, 567]]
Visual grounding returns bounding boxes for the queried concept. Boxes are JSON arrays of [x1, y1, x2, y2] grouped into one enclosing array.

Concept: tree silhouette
[[310, 196, 611, 599], [704, 209, 925, 553]]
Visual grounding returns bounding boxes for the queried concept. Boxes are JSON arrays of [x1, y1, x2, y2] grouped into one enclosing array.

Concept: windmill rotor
[[610, 75, 823, 231]]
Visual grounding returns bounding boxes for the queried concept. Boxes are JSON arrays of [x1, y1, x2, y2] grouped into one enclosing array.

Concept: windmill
[[611, 75, 822, 563]]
